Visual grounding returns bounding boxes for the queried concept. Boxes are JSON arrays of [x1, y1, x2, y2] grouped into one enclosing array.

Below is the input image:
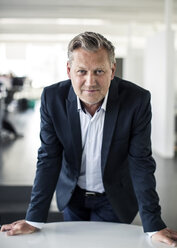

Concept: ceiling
[[0, 0, 177, 42]]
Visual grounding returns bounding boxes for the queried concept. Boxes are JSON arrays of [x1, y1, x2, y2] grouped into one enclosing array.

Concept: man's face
[[67, 48, 116, 106]]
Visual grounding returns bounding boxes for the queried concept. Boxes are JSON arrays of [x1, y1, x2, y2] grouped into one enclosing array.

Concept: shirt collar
[[77, 90, 109, 112]]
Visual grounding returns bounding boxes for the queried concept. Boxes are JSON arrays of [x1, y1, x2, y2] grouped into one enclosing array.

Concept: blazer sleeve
[[128, 91, 166, 232], [26, 88, 63, 222]]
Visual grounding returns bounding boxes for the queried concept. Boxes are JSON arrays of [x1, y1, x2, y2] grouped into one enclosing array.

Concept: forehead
[[71, 48, 110, 67]]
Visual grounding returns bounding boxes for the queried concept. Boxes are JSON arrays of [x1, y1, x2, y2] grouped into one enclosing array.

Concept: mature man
[[1, 32, 177, 246]]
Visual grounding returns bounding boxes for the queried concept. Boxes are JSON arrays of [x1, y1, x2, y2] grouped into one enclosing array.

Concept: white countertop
[[0, 221, 168, 248]]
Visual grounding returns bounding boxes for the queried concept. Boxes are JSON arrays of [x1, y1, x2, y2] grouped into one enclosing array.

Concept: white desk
[[0, 222, 168, 248]]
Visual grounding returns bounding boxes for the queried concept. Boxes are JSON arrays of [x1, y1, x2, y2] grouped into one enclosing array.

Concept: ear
[[111, 63, 116, 80], [67, 61, 71, 79]]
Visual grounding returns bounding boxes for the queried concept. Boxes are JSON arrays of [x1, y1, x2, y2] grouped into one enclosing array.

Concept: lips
[[82, 89, 99, 92], [85, 90, 98, 92]]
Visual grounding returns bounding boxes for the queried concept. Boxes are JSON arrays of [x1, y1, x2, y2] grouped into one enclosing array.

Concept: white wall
[[144, 30, 175, 158], [123, 48, 144, 87], [175, 53, 177, 102]]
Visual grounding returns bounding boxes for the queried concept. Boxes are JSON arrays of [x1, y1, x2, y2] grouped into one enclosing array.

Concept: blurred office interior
[[0, 0, 177, 229]]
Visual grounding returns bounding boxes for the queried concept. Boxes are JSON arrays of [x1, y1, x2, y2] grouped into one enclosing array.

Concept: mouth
[[83, 89, 99, 93]]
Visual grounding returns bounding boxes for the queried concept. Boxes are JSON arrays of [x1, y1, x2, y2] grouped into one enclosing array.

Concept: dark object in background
[[2, 120, 17, 136], [12, 77, 25, 87], [17, 98, 36, 111], [18, 98, 28, 111]]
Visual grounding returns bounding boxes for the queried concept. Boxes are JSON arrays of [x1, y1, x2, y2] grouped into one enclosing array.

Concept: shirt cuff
[[25, 220, 44, 229], [146, 231, 158, 237]]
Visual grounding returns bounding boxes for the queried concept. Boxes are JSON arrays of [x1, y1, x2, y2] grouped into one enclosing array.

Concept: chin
[[82, 98, 102, 106]]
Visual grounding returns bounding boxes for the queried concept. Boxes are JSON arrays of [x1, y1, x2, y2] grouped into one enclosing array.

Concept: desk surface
[[0, 222, 168, 248]]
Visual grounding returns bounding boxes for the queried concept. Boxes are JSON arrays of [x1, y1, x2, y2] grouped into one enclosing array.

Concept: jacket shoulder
[[113, 77, 150, 103], [43, 79, 71, 97], [115, 77, 149, 95]]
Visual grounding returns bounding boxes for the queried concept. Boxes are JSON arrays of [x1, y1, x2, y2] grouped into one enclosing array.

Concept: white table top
[[0, 222, 168, 248]]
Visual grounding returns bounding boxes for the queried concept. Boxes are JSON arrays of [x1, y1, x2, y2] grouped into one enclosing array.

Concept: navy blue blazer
[[26, 77, 166, 232]]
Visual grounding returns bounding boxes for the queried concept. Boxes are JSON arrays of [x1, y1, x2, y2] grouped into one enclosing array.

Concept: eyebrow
[[77, 66, 105, 70], [77, 66, 86, 69]]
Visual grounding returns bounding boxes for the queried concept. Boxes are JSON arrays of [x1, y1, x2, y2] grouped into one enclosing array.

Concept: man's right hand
[[0, 220, 37, 236]]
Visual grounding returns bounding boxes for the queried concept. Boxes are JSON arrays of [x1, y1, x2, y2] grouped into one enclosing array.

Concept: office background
[[0, 0, 177, 229]]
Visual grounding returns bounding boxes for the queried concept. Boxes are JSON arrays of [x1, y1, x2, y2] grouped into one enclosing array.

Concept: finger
[[1, 220, 25, 233], [153, 235, 177, 247], [1, 224, 13, 232], [168, 230, 177, 239], [170, 235, 177, 241], [6, 229, 20, 236], [8, 224, 36, 236], [6, 228, 26, 236], [6, 224, 23, 236]]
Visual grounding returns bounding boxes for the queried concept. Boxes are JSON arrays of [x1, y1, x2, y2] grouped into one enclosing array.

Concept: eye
[[77, 70, 86, 75], [95, 69, 104, 75]]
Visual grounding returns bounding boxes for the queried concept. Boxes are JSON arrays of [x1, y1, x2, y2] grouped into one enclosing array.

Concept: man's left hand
[[152, 228, 177, 247]]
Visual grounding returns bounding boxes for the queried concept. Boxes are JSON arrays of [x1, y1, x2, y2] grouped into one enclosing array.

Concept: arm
[[1, 88, 63, 235], [128, 91, 177, 246], [128, 91, 165, 232], [25, 89, 63, 222]]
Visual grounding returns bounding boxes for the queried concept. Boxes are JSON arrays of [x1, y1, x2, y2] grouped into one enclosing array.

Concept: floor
[[0, 101, 177, 229]]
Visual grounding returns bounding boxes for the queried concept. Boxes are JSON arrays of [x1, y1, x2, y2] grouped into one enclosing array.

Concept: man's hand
[[0, 220, 37, 236], [152, 228, 177, 247]]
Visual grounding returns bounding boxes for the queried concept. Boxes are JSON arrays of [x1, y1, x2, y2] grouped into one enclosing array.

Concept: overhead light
[[0, 18, 105, 26], [56, 18, 105, 25]]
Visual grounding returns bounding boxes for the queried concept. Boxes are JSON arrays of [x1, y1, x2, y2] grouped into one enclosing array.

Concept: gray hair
[[68, 31, 116, 64]]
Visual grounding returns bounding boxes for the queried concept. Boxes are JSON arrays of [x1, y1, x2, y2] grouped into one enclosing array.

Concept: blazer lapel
[[66, 79, 121, 175], [66, 86, 82, 168], [101, 79, 121, 174]]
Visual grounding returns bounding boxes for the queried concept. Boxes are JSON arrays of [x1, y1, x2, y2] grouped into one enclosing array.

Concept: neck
[[82, 101, 102, 116]]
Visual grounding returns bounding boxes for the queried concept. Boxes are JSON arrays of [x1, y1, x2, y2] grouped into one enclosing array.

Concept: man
[[1, 32, 177, 246]]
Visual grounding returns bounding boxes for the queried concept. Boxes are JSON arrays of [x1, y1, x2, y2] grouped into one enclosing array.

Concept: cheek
[[72, 80, 82, 93], [101, 79, 111, 91]]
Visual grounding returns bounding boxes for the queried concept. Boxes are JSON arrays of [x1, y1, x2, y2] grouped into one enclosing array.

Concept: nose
[[85, 72, 96, 87]]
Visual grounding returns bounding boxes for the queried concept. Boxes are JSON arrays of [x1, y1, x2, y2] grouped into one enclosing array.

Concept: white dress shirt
[[77, 92, 108, 193]]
